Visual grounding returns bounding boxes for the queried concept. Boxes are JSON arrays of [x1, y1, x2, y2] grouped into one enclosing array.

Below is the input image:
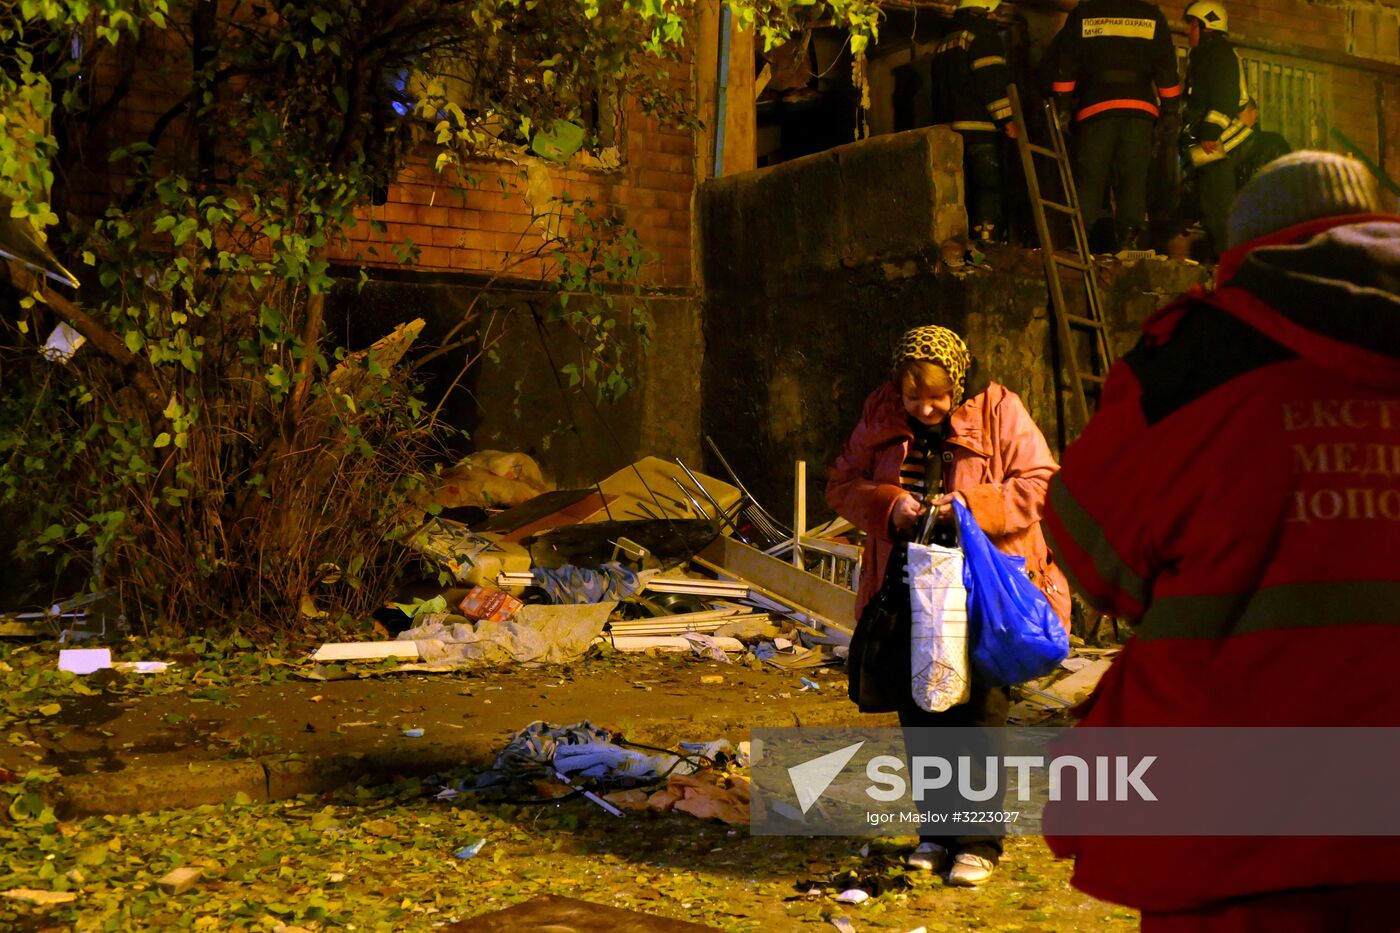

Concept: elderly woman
[[826, 324, 1070, 887]]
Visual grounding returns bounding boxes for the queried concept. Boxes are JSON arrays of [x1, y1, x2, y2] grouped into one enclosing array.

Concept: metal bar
[[674, 458, 746, 540], [1331, 127, 1400, 197], [672, 476, 713, 520], [713, 3, 732, 178], [703, 436, 795, 539]]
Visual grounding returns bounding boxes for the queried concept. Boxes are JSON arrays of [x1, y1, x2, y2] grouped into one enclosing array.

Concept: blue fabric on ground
[[530, 562, 641, 604]]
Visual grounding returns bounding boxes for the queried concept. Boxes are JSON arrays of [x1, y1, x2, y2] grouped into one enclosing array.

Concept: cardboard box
[[458, 585, 523, 623]]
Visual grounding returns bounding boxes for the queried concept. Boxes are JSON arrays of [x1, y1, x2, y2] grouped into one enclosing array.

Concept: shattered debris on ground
[[310, 453, 861, 682]]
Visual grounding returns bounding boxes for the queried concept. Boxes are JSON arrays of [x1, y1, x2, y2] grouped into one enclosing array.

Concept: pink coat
[[826, 380, 1071, 628]]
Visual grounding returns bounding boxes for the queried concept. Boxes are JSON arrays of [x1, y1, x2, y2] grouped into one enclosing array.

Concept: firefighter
[[931, 0, 1018, 247], [1048, 0, 1181, 254], [1182, 0, 1252, 260]]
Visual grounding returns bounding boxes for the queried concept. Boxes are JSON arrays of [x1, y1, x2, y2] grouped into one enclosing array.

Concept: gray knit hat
[[1227, 150, 1383, 248]]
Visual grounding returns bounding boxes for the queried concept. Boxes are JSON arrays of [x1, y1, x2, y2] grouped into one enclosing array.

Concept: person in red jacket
[[826, 324, 1069, 887], [1042, 151, 1400, 929]]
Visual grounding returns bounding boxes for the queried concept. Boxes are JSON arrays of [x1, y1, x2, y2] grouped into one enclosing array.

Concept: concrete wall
[[698, 126, 1206, 523]]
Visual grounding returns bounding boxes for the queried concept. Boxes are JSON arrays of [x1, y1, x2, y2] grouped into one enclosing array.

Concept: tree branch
[[3, 260, 165, 417], [286, 290, 324, 426]]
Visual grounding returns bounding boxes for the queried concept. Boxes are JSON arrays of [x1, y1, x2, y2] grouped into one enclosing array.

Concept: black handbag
[[846, 543, 913, 713]]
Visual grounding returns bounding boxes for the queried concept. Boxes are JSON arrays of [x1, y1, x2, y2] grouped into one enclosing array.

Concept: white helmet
[[958, 0, 1003, 12], [1184, 0, 1228, 32]]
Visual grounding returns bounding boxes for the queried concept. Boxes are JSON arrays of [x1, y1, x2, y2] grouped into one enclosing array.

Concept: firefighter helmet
[[1184, 0, 1228, 32], [957, 0, 1004, 12]]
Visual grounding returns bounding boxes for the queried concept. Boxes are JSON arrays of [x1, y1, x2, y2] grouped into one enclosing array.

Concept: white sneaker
[[947, 852, 995, 887], [905, 841, 949, 872]]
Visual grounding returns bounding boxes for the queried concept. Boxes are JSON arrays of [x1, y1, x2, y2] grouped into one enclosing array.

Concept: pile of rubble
[[308, 450, 860, 678]]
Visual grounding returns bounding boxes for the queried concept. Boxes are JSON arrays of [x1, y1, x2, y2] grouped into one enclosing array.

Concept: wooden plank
[[792, 460, 806, 569], [742, 592, 849, 644], [310, 641, 421, 662], [1042, 658, 1114, 706], [697, 536, 856, 637], [646, 578, 749, 598], [607, 635, 745, 653]]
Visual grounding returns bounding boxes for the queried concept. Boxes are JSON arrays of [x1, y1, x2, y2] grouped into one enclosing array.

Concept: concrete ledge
[[57, 760, 269, 817], [701, 126, 966, 282]]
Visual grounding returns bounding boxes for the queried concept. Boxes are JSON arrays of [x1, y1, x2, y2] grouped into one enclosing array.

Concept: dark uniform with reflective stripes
[[1049, 0, 1180, 248], [931, 9, 1014, 242], [1184, 29, 1252, 257]]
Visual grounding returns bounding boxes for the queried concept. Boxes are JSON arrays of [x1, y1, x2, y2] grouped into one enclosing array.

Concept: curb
[[51, 742, 498, 818], [48, 704, 895, 817]]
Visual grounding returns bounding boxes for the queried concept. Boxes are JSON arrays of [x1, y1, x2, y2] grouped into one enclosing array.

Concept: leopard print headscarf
[[892, 325, 971, 405]]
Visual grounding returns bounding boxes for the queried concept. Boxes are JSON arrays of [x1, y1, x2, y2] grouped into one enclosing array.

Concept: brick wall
[[67, 13, 699, 291], [332, 107, 697, 289]]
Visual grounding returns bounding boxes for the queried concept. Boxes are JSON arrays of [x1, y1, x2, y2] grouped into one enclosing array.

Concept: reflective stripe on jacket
[[1185, 30, 1249, 143], [1049, 0, 1180, 122], [931, 10, 1014, 135], [1042, 214, 1400, 912]]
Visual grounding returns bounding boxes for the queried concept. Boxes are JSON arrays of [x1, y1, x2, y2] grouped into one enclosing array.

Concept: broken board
[[1040, 658, 1114, 706], [698, 536, 855, 639], [309, 641, 421, 662]]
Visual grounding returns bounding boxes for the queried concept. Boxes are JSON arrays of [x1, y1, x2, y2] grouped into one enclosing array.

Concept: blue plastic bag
[[953, 500, 1069, 685]]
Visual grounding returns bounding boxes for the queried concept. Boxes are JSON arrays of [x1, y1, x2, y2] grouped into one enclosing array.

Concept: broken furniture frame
[[695, 535, 855, 645], [761, 460, 861, 593], [2, 589, 119, 642], [703, 435, 794, 547]]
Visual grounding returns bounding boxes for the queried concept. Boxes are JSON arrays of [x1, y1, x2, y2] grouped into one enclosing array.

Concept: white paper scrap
[[58, 648, 111, 675]]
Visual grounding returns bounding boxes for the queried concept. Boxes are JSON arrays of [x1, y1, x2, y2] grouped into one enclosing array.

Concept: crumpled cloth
[[681, 632, 732, 663], [475, 721, 734, 789], [402, 602, 613, 666], [647, 773, 752, 825], [530, 562, 640, 605]]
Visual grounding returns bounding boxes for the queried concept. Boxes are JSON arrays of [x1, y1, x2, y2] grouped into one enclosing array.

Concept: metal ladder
[[1006, 84, 1114, 441]]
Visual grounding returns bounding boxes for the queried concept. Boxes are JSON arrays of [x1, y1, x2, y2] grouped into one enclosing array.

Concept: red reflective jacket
[[1043, 214, 1400, 912]]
